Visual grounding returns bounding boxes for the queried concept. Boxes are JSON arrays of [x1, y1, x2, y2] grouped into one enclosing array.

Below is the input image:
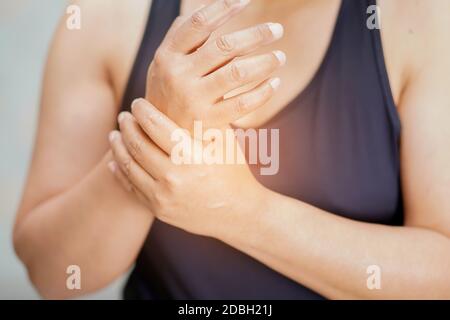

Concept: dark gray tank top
[[121, 0, 403, 299]]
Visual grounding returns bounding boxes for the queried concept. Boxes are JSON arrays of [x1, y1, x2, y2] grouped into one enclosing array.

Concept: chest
[[112, 0, 406, 127]]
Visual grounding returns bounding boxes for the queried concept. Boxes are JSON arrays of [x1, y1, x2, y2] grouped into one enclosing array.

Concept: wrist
[[218, 183, 275, 251]]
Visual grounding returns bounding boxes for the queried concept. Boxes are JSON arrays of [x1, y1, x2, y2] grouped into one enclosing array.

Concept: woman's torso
[[115, 0, 404, 299]]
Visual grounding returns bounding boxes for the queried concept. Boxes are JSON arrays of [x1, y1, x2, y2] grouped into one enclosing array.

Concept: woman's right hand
[[144, 0, 286, 131]]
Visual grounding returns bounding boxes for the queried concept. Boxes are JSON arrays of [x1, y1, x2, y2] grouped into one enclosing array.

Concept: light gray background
[[0, 0, 127, 299]]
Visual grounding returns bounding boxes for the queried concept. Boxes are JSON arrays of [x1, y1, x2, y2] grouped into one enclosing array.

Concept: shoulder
[[381, 0, 450, 75], [68, 0, 151, 29], [50, 0, 150, 63], [58, 0, 152, 103], [378, 0, 449, 105]]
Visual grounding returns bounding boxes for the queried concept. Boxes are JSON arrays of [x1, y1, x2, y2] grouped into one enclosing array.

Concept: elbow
[[12, 220, 35, 281], [27, 267, 82, 300], [20, 257, 85, 300], [13, 225, 84, 300]]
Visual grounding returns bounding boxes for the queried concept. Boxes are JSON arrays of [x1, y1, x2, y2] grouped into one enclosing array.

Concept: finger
[[209, 77, 280, 124], [169, 0, 251, 53], [130, 99, 190, 155], [118, 112, 173, 180], [203, 50, 286, 98], [108, 160, 134, 192], [192, 23, 284, 76], [108, 161, 151, 205], [109, 130, 156, 193]]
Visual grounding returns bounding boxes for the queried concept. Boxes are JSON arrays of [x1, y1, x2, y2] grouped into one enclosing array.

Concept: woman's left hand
[[108, 98, 266, 239]]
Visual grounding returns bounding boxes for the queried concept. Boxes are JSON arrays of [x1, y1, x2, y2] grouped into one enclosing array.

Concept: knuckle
[[143, 116, 156, 132], [191, 10, 209, 29], [153, 192, 169, 211], [166, 63, 181, 82], [223, 0, 237, 9], [162, 173, 177, 190], [215, 35, 235, 54], [154, 52, 186, 77], [172, 16, 185, 28], [153, 48, 167, 67], [164, 59, 184, 83], [164, 67, 178, 85], [167, 171, 181, 186], [236, 96, 249, 115], [142, 109, 158, 128], [229, 62, 245, 82], [128, 137, 143, 158], [121, 158, 132, 176], [254, 24, 272, 42]]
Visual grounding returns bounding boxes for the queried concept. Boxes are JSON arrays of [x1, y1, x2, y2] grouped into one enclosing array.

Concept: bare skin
[[14, 0, 450, 299]]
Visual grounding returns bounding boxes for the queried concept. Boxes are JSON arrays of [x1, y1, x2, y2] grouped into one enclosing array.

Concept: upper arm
[[399, 1, 450, 236], [16, 0, 119, 222]]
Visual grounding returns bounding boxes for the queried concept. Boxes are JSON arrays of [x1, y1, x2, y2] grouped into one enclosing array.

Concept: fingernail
[[269, 78, 281, 91], [268, 23, 284, 39], [109, 131, 119, 142], [107, 161, 117, 173], [273, 50, 286, 66], [131, 98, 146, 112], [118, 112, 126, 123], [131, 100, 138, 112]]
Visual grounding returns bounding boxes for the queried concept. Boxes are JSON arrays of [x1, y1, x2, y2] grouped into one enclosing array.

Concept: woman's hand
[[108, 98, 266, 239], [145, 0, 286, 131]]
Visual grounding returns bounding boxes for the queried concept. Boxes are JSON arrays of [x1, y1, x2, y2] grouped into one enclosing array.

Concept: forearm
[[14, 151, 154, 299], [222, 189, 450, 299]]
